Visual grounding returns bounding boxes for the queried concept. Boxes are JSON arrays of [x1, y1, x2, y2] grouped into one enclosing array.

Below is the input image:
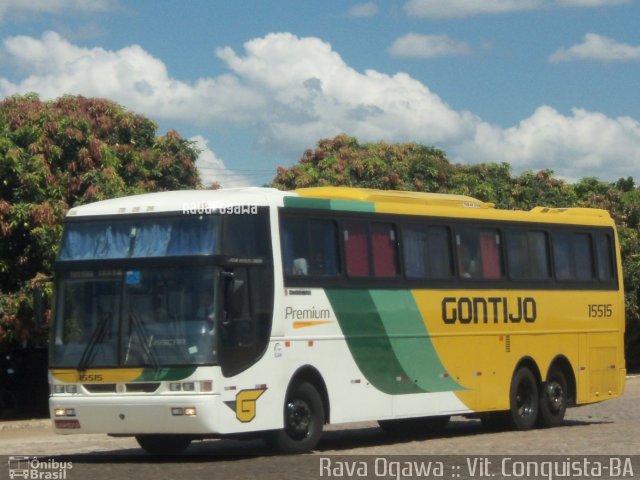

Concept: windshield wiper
[[128, 310, 160, 370], [77, 311, 111, 371]]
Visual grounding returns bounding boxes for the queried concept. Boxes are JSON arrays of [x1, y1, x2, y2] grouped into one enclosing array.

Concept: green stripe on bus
[[325, 289, 422, 395], [137, 366, 197, 382], [284, 196, 375, 212], [369, 290, 462, 392]]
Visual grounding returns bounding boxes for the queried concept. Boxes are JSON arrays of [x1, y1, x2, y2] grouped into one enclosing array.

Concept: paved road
[[2, 376, 639, 479]]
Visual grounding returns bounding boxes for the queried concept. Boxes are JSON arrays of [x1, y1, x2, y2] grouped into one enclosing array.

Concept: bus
[[48, 186, 626, 454]]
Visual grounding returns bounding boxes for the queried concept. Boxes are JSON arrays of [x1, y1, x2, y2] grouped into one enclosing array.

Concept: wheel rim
[[285, 399, 312, 440], [544, 380, 565, 415], [516, 381, 535, 418]]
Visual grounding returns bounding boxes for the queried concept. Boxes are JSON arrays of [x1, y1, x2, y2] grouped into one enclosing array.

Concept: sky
[[0, 0, 639, 187]]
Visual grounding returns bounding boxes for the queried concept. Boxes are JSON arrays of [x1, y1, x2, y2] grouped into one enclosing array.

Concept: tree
[[0, 94, 201, 346], [272, 134, 452, 192]]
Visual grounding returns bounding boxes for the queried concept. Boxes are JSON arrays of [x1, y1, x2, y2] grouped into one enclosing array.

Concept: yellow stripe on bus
[[51, 368, 144, 383]]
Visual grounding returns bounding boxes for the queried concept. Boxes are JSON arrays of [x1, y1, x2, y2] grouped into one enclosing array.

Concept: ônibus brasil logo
[[8, 456, 72, 479]]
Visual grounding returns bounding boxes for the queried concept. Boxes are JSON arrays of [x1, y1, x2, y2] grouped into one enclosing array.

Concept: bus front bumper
[[50, 394, 223, 435]]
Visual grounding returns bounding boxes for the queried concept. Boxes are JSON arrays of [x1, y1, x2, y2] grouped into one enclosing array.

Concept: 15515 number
[[588, 304, 613, 318]]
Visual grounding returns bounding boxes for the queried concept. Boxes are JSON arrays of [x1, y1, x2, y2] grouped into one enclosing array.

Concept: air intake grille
[[83, 382, 160, 393]]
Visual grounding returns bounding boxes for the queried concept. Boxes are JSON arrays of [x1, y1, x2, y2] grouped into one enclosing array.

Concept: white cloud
[[2, 31, 639, 181], [388, 33, 472, 58], [556, 0, 629, 6], [347, 2, 379, 17], [190, 136, 251, 188], [215, 33, 479, 154], [549, 33, 640, 62], [453, 106, 640, 181], [0, 0, 117, 21], [404, 0, 542, 18], [0, 31, 264, 124], [403, 0, 629, 18]]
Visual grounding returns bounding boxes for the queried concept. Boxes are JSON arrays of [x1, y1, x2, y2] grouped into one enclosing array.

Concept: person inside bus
[[459, 243, 481, 278], [292, 257, 309, 275]]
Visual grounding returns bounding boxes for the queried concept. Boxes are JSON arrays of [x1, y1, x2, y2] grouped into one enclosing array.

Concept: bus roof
[[295, 187, 494, 209], [292, 187, 614, 226], [65, 187, 293, 217]]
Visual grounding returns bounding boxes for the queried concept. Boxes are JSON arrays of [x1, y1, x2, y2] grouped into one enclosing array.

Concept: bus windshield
[[51, 266, 217, 368], [58, 215, 218, 260]]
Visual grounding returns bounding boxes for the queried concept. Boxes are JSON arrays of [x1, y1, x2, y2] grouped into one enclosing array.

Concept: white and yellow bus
[[48, 187, 626, 454]]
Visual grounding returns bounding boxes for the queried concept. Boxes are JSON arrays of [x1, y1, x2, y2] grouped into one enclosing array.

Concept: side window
[[371, 223, 399, 277], [506, 231, 550, 280], [595, 233, 615, 281], [552, 232, 572, 280], [281, 216, 340, 277], [403, 224, 453, 279], [456, 228, 503, 280], [281, 217, 308, 275], [574, 233, 594, 280], [343, 221, 370, 277], [309, 220, 340, 275], [552, 231, 595, 281]]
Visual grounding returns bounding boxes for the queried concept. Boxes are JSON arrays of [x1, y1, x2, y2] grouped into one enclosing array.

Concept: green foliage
[[0, 94, 200, 347], [272, 134, 640, 369], [273, 134, 451, 191]]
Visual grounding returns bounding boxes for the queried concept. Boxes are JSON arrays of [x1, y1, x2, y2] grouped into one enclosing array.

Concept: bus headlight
[[171, 407, 197, 416], [54, 408, 76, 417]]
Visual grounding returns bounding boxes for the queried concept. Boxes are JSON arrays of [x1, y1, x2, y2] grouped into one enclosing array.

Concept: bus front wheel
[[508, 367, 539, 431], [537, 368, 567, 428], [135, 434, 192, 455], [265, 382, 325, 454]]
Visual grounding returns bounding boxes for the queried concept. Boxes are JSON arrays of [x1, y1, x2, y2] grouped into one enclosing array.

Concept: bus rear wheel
[[265, 382, 324, 454], [135, 434, 192, 455], [537, 368, 568, 428], [508, 367, 539, 431]]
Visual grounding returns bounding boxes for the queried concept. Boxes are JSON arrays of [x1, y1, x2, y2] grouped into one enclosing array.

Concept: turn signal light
[[171, 407, 197, 416]]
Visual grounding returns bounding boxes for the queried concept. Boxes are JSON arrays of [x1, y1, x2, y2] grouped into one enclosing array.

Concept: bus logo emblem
[[224, 388, 267, 423]]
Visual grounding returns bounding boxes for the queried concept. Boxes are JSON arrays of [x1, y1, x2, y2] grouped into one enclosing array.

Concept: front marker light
[[54, 385, 65, 394], [169, 383, 182, 392], [65, 385, 78, 394], [199, 380, 213, 392], [55, 408, 76, 417], [182, 382, 195, 392]]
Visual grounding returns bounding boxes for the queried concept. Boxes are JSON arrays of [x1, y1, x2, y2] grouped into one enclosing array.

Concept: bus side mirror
[[222, 271, 246, 320]]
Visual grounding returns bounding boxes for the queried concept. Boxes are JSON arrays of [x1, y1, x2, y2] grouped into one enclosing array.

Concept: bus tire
[[508, 367, 539, 431], [537, 367, 568, 428], [378, 415, 450, 436], [265, 382, 324, 454], [135, 434, 192, 455]]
